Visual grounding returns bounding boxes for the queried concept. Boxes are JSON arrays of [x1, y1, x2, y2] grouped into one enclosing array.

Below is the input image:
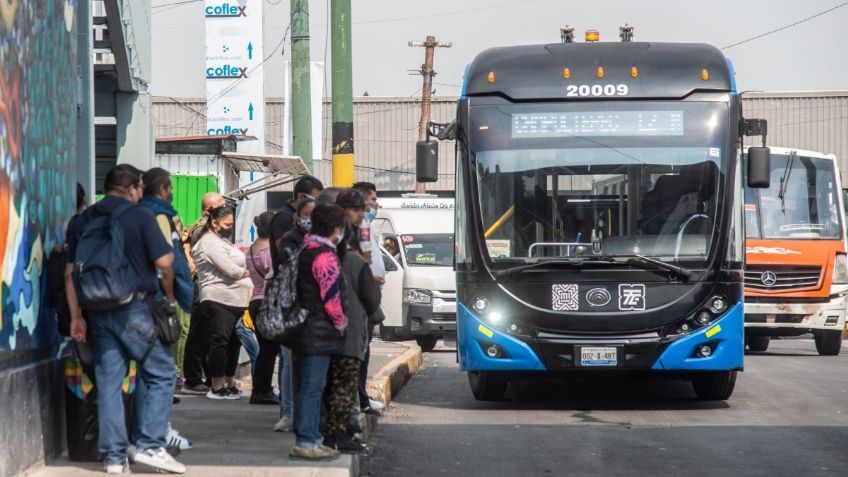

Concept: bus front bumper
[[457, 302, 744, 373]]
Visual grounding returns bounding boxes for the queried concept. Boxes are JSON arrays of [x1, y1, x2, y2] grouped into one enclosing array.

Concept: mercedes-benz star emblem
[[585, 287, 612, 307], [760, 271, 778, 287]]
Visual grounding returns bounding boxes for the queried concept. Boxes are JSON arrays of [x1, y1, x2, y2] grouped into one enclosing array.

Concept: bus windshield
[[470, 100, 729, 265], [745, 153, 842, 239]]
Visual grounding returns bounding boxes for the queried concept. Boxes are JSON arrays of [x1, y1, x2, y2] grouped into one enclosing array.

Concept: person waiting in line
[[66, 165, 185, 474], [270, 175, 324, 273], [323, 228, 382, 454], [191, 206, 253, 400], [181, 192, 226, 396], [289, 203, 348, 461]]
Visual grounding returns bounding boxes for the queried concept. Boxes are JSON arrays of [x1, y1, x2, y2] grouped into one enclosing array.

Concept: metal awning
[[222, 153, 309, 200]]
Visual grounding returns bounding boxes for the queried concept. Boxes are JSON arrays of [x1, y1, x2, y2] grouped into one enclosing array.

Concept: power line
[[722, 2, 848, 50], [351, 0, 539, 25], [152, 0, 201, 14]]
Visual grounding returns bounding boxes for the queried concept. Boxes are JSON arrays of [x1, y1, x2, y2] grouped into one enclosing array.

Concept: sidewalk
[[26, 340, 420, 477]]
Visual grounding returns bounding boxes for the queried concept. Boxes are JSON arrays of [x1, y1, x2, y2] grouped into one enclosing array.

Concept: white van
[[373, 195, 456, 352]]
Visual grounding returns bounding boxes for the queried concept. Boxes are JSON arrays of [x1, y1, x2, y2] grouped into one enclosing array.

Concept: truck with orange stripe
[[744, 147, 848, 355]]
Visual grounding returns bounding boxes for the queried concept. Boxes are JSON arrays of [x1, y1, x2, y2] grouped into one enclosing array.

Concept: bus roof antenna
[[619, 24, 634, 42]]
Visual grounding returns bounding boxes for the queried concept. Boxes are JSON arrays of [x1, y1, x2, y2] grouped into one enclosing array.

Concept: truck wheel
[[467, 372, 508, 401], [691, 370, 737, 401], [416, 335, 438, 352], [747, 335, 770, 352], [814, 330, 843, 356]]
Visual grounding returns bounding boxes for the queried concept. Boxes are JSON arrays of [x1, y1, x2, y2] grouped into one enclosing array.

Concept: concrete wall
[[0, 2, 81, 475]]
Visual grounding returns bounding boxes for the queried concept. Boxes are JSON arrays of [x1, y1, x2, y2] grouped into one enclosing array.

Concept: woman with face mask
[[280, 197, 316, 254], [191, 206, 254, 400]]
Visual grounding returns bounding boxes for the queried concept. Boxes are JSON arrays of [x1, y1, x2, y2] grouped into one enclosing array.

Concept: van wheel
[[814, 330, 843, 356], [379, 325, 401, 342], [467, 372, 508, 401], [691, 370, 737, 401], [747, 335, 770, 352], [416, 335, 438, 352]]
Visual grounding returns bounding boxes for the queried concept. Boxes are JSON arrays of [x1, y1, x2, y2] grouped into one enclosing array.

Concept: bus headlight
[[473, 297, 489, 312], [487, 312, 504, 325], [708, 296, 727, 314], [403, 289, 432, 305], [833, 253, 848, 284]]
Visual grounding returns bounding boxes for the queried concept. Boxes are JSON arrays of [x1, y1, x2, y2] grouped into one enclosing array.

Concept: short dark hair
[[352, 182, 377, 195], [254, 211, 275, 239], [76, 183, 87, 211], [104, 164, 143, 193], [296, 197, 315, 216], [336, 188, 366, 209], [310, 203, 345, 238], [316, 187, 343, 206], [142, 167, 171, 197], [293, 175, 324, 197]]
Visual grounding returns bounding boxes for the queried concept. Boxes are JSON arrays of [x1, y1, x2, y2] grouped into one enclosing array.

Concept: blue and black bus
[[420, 35, 771, 401]]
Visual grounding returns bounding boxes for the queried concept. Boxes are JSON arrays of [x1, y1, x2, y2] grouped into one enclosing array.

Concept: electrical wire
[[722, 2, 848, 49]]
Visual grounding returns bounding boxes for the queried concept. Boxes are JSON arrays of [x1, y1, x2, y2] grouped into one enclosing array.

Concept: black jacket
[[293, 237, 346, 356], [340, 251, 381, 360], [270, 202, 297, 273]]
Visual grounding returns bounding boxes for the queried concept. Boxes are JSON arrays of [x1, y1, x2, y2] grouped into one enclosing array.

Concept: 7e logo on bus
[[566, 84, 629, 97]]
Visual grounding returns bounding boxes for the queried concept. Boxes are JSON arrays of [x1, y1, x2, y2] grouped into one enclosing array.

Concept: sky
[[151, 0, 848, 98]]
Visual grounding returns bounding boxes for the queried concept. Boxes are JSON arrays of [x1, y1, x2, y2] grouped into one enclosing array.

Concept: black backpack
[[72, 203, 139, 310], [255, 245, 308, 345]]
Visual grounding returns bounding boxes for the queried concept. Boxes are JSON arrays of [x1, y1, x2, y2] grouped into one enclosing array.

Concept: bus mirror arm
[[742, 118, 771, 189]]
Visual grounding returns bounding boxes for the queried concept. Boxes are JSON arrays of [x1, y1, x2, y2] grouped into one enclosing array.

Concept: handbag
[[145, 295, 181, 345]]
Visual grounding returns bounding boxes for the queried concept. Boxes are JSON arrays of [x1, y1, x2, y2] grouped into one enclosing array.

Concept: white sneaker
[[133, 448, 186, 474], [166, 426, 194, 450], [104, 460, 127, 474], [369, 398, 385, 411], [274, 415, 294, 432]]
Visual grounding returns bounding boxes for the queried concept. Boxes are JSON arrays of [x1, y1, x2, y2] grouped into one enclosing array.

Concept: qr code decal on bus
[[552, 284, 579, 311]]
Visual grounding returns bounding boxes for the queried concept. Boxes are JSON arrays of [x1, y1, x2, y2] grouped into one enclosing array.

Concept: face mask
[[298, 218, 312, 232], [364, 207, 378, 222], [218, 227, 233, 239], [335, 229, 346, 245]]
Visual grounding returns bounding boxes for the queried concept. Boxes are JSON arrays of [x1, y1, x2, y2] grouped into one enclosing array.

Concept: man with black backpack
[[65, 164, 186, 474]]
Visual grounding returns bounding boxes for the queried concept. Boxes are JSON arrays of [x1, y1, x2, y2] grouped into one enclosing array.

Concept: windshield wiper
[[777, 151, 796, 213], [626, 255, 692, 282], [492, 257, 618, 278]]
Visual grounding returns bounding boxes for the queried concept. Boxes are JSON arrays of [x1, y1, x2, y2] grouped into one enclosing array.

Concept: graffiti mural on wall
[[0, 0, 78, 355]]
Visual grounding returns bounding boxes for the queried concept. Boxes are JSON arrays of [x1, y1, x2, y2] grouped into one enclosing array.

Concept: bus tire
[[814, 330, 843, 356], [747, 335, 770, 352], [416, 335, 438, 352], [691, 370, 737, 401], [467, 372, 508, 401]]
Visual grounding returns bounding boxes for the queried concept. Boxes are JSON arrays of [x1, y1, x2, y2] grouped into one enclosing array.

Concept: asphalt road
[[362, 339, 848, 477]]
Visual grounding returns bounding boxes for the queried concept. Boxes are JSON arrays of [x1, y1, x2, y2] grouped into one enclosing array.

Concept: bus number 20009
[[566, 84, 629, 97]]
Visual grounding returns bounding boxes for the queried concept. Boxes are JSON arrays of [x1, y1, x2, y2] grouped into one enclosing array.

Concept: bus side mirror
[[416, 140, 439, 183], [747, 147, 771, 188]]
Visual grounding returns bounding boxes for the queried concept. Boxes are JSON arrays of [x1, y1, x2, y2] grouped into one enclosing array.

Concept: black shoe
[[361, 406, 381, 417], [172, 396, 181, 405], [249, 391, 280, 405], [322, 435, 337, 450], [334, 434, 367, 454]]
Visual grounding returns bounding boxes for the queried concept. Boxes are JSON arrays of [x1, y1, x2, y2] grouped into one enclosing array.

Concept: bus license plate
[[578, 347, 618, 367]]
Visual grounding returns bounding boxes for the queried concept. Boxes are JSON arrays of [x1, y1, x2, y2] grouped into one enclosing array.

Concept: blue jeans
[[89, 300, 175, 465], [293, 354, 331, 448], [235, 318, 259, 377], [279, 345, 293, 418]]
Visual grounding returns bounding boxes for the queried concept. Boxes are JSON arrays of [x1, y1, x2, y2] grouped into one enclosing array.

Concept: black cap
[[336, 189, 366, 209]]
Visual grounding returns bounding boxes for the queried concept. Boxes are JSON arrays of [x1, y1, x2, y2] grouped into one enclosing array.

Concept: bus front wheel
[[467, 372, 508, 401], [691, 370, 737, 401]]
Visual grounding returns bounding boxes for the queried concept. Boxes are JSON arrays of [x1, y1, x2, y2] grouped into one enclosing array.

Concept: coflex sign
[[205, 3, 246, 17]]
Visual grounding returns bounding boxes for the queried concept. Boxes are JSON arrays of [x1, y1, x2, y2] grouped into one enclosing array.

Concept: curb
[[365, 343, 423, 407]]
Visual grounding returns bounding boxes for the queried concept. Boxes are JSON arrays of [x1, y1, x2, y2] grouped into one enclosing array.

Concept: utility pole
[[331, 0, 354, 186], [291, 0, 313, 170], [409, 36, 451, 193]]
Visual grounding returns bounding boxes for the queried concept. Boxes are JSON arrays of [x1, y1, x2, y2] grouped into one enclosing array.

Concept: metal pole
[[331, 0, 354, 186], [291, 0, 313, 170], [409, 36, 451, 193]]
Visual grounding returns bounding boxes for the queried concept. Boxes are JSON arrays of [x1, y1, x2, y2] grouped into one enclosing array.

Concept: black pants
[[183, 299, 210, 387], [201, 301, 245, 379], [250, 299, 279, 393], [358, 328, 372, 408]]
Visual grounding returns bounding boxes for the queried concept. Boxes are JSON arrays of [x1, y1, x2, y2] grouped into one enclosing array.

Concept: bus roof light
[[596, 66, 605, 79], [630, 66, 638, 78], [701, 68, 709, 81], [585, 30, 600, 42], [562, 67, 571, 79], [619, 24, 634, 42], [487, 71, 496, 84]]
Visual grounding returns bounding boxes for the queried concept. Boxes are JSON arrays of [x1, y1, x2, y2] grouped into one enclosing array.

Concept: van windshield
[[400, 233, 454, 267]]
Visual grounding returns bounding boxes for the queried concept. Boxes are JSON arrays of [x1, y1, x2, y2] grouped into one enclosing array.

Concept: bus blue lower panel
[[458, 301, 744, 372]]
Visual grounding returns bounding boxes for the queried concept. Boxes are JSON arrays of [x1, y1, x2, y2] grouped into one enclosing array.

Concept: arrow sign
[[248, 102, 254, 120], [247, 42, 253, 60]]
